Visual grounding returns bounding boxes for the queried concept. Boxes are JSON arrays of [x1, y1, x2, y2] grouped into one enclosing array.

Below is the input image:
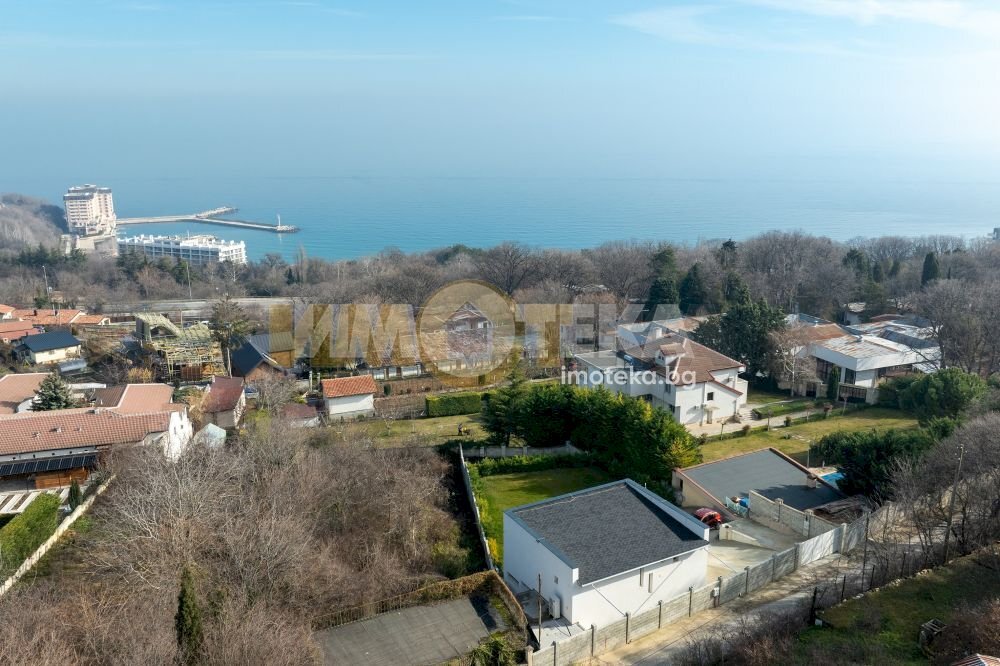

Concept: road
[[99, 296, 295, 317]]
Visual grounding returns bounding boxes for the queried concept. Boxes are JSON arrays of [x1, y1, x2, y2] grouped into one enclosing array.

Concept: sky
[[2, 0, 1000, 188]]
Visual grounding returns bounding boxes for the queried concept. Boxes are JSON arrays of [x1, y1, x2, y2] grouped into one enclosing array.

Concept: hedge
[[0, 493, 61, 577], [468, 453, 596, 479], [426, 391, 489, 417]]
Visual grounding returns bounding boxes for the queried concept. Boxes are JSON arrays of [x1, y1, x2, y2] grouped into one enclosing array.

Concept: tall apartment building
[[63, 185, 116, 236], [118, 234, 248, 265]]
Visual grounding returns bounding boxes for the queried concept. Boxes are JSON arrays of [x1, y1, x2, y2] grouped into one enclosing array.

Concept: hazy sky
[[3, 0, 1000, 187]]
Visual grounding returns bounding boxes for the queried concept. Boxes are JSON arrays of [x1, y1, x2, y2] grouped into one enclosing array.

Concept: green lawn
[[746, 387, 797, 404], [700, 408, 920, 465], [797, 555, 1000, 664], [474, 467, 614, 564]]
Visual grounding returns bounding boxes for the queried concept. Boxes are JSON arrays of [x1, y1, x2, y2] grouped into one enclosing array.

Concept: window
[[707, 391, 715, 401], [554, 576, 558, 584], [843, 369, 856, 385]]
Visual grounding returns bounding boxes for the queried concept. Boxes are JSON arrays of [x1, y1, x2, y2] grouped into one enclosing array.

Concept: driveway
[[316, 596, 505, 665]]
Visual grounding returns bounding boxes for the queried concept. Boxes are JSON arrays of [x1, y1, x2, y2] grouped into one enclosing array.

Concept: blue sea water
[[35, 176, 1000, 261]]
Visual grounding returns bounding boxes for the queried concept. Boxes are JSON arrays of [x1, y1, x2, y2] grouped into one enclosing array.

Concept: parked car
[[694, 508, 723, 528]]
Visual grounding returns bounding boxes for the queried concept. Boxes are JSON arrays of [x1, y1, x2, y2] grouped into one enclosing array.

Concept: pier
[[117, 207, 299, 233]]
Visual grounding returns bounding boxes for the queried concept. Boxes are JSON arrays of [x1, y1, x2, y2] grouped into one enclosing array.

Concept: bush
[[426, 391, 488, 417], [741, 424, 752, 437], [469, 453, 596, 478], [784, 415, 793, 427], [899, 368, 987, 421], [877, 374, 920, 408], [0, 493, 61, 577], [383, 384, 392, 396]]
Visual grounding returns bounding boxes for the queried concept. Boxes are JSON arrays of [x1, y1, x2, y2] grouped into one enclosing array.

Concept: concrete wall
[[503, 513, 577, 618], [572, 548, 707, 627], [324, 393, 375, 418], [748, 490, 839, 539]]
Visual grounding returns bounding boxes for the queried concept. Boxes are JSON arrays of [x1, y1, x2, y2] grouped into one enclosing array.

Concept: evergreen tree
[[888, 258, 902, 279], [643, 276, 679, 321], [68, 478, 82, 511], [175, 567, 204, 665], [841, 248, 870, 278], [722, 272, 750, 306], [643, 245, 679, 321], [481, 360, 529, 446], [826, 366, 840, 402], [871, 261, 884, 283], [678, 263, 710, 315], [715, 239, 738, 269], [921, 252, 940, 286], [31, 374, 74, 411], [692, 296, 784, 380], [210, 296, 252, 376]]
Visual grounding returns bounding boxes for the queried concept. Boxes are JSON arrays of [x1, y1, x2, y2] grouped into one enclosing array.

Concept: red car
[[694, 508, 723, 528]]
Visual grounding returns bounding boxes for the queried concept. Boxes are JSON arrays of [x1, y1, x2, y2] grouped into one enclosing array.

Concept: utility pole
[[42, 265, 50, 297], [537, 573, 542, 644], [942, 442, 966, 565]]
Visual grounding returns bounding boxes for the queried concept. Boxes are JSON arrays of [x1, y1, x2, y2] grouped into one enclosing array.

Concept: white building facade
[[118, 234, 248, 265], [64, 185, 116, 236], [571, 334, 747, 426], [503, 480, 709, 629]]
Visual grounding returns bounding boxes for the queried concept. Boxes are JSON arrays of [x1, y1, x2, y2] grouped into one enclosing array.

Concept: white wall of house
[[503, 484, 709, 629], [29, 345, 81, 365], [147, 411, 193, 460], [324, 393, 375, 419], [572, 549, 708, 627]]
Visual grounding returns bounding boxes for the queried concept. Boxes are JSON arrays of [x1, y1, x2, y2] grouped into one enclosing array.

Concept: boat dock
[[117, 207, 299, 233]]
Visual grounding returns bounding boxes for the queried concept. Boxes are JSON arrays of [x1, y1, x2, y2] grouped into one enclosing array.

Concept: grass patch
[[797, 554, 1000, 664], [331, 414, 486, 448], [751, 399, 817, 419], [474, 467, 614, 565], [747, 388, 797, 404], [700, 408, 920, 465]]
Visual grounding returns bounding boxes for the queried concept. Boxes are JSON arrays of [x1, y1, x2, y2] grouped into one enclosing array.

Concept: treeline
[[480, 368, 700, 493], [4, 190, 1000, 321]]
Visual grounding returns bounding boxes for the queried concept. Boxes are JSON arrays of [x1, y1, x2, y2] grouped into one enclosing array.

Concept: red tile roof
[[0, 409, 172, 455], [281, 403, 318, 419], [321, 375, 377, 399], [11, 309, 84, 327], [0, 373, 48, 414], [203, 376, 245, 413], [626, 333, 744, 386], [0, 304, 16, 316], [0, 322, 41, 342], [93, 384, 179, 413]]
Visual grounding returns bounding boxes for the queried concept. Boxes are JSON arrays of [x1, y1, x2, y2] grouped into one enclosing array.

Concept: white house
[[571, 333, 747, 426], [202, 376, 247, 429], [808, 331, 938, 404], [503, 479, 709, 629], [14, 331, 83, 366], [321, 375, 377, 419]]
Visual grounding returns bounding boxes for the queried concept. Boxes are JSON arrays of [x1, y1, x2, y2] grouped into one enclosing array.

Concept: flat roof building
[[64, 185, 116, 236], [118, 234, 247, 265]]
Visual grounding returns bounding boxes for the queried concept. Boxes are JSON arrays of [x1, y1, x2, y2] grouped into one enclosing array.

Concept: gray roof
[[507, 480, 708, 585], [18, 330, 81, 353], [680, 449, 843, 511]]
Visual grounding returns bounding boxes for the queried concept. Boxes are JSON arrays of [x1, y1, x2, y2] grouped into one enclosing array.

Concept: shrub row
[[0, 493, 61, 578], [426, 391, 490, 417], [468, 453, 596, 479]]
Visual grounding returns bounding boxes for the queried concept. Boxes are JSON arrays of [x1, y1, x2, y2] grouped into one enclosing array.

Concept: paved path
[[685, 408, 817, 438], [593, 552, 861, 665], [316, 596, 504, 665]]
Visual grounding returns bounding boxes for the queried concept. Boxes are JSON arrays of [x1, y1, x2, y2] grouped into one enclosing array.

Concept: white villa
[[570, 333, 747, 426], [503, 480, 709, 630]]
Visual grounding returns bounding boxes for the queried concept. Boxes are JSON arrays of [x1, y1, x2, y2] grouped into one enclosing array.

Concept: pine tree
[[716, 239, 738, 269], [68, 478, 82, 511], [31, 374, 74, 411], [921, 252, 940, 286], [175, 567, 204, 665], [643, 276, 679, 321], [481, 360, 528, 446], [678, 263, 710, 315]]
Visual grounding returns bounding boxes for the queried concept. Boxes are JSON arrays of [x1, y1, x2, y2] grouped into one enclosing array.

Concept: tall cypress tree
[[175, 567, 204, 665], [481, 361, 528, 446], [826, 367, 841, 402], [31, 374, 74, 411], [678, 263, 710, 315], [921, 252, 940, 286]]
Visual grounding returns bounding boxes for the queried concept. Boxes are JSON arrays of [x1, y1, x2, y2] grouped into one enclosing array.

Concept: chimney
[[806, 474, 819, 489]]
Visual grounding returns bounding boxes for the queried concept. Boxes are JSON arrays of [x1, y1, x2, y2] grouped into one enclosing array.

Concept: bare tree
[[474, 242, 539, 296]]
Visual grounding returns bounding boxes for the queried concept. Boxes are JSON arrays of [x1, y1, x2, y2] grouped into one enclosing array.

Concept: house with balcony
[[809, 332, 937, 404], [570, 333, 747, 426]]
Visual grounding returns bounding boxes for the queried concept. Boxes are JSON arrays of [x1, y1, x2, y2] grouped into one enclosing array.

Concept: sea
[[29, 176, 1000, 261]]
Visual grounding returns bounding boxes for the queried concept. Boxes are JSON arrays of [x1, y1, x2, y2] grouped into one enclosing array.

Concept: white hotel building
[[118, 234, 248, 265], [63, 185, 116, 236]]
